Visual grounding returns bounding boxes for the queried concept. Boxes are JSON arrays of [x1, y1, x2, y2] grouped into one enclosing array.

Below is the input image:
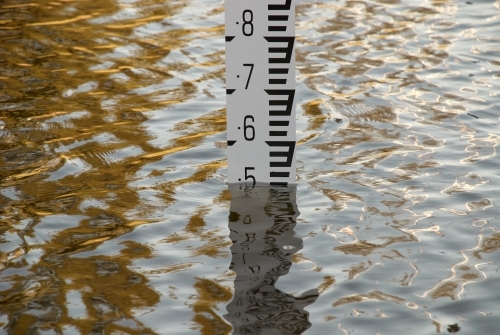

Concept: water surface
[[0, 0, 499, 334]]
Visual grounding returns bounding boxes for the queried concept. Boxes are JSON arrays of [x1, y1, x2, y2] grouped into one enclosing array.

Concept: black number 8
[[242, 10, 253, 36]]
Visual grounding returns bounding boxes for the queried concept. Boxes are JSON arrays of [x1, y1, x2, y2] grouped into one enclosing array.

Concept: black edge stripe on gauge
[[269, 0, 292, 10], [269, 79, 287, 85], [269, 120, 289, 126], [268, 26, 286, 32], [266, 141, 295, 167], [265, 36, 295, 63], [268, 15, 288, 21], [226, 36, 235, 42], [269, 68, 289, 74], [270, 171, 290, 177], [270, 182, 288, 187], [265, 89, 295, 116], [227, 89, 236, 94], [227, 140, 236, 146]]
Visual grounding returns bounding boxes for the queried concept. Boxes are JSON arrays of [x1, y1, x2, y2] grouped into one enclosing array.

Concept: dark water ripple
[[0, 0, 499, 334]]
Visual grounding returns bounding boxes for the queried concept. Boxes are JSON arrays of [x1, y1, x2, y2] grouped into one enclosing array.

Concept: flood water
[[1, 0, 499, 334]]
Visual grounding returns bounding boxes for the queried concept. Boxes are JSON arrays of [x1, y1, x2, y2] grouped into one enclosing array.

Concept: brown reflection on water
[[191, 278, 232, 335], [162, 205, 231, 258], [0, 0, 228, 332], [1, 238, 160, 334]]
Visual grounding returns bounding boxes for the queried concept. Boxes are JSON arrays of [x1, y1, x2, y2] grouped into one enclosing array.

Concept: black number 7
[[243, 64, 254, 89]]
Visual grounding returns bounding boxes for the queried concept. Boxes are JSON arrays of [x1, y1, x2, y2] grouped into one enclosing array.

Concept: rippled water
[[1, 0, 499, 334]]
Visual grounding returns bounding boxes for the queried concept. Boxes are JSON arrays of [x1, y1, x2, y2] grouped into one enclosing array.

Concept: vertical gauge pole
[[226, 0, 296, 187]]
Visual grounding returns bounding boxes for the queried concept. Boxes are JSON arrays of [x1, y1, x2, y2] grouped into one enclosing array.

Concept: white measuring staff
[[226, 0, 296, 187]]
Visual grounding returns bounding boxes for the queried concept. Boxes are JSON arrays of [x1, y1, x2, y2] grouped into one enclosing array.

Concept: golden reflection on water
[[1, 0, 500, 333], [0, 0, 227, 332]]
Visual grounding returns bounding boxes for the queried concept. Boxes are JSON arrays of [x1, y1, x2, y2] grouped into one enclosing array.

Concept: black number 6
[[244, 115, 255, 141]]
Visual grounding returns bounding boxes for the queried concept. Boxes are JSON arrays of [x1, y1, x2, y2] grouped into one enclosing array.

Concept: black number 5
[[245, 167, 255, 186]]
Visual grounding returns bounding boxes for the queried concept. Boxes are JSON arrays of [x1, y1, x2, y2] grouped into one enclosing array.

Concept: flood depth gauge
[[226, 0, 296, 187]]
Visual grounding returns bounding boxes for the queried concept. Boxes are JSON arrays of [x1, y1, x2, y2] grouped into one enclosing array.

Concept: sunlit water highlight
[[0, 0, 499, 334]]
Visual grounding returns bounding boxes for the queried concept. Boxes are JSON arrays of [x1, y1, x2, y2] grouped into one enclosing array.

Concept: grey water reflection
[[225, 187, 318, 335]]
